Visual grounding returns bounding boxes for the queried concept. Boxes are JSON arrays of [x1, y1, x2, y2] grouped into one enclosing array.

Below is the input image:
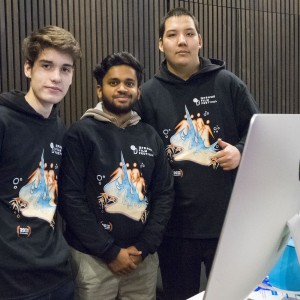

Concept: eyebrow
[[39, 59, 74, 67], [108, 77, 136, 81], [166, 27, 197, 32]]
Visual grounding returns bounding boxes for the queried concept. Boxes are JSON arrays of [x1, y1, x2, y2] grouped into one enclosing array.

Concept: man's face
[[24, 48, 74, 109], [98, 65, 140, 115], [159, 15, 202, 71]]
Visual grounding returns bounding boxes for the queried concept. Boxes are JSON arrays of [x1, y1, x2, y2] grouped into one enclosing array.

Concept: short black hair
[[93, 52, 144, 86], [159, 7, 200, 39]]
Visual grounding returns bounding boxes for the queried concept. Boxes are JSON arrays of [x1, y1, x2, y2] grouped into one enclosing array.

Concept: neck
[[25, 88, 53, 118], [102, 106, 132, 127], [167, 59, 201, 81]]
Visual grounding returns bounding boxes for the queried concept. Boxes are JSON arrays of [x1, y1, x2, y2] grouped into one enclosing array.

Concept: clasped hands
[[107, 246, 142, 276]]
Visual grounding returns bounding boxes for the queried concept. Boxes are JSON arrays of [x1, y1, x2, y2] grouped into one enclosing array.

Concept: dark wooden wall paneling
[[0, 0, 299, 126], [172, 0, 300, 113]]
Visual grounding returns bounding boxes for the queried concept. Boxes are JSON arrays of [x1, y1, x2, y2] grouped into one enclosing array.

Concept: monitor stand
[[187, 214, 300, 300], [288, 213, 300, 262]]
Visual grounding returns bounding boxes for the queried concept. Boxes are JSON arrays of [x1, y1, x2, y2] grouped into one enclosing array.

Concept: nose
[[50, 68, 62, 82], [117, 83, 128, 92], [178, 34, 187, 45]]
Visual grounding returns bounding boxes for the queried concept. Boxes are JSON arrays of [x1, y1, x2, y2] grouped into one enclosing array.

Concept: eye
[[125, 81, 135, 88], [61, 66, 73, 73], [186, 32, 196, 37], [41, 63, 51, 70], [109, 80, 119, 87], [167, 33, 176, 38]]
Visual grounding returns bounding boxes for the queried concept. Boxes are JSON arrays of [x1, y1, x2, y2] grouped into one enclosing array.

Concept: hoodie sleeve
[[134, 133, 174, 258], [58, 123, 120, 263], [134, 80, 158, 129], [219, 71, 261, 153], [232, 77, 260, 153]]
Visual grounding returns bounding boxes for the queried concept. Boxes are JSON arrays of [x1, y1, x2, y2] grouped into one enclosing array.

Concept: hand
[[127, 246, 143, 266], [214, 139, 241, 170], [107, 248, 141, 275]]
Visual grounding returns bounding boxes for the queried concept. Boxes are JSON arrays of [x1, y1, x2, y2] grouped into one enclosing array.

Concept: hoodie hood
[[155, 56, 225, 84], [0, 90, 59, 119], [81, 102, 141, 128]]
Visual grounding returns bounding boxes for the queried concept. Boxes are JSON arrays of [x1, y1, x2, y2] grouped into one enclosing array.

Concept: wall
[[0, 0, 299, 126]]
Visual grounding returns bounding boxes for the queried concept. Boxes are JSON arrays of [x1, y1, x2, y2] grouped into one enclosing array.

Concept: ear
[[198, 34, 203, 49], [96, 85, 102, 99], [24, 61, 32, 79], [137, 87, 141, 100], [159, 38, 164, 53]]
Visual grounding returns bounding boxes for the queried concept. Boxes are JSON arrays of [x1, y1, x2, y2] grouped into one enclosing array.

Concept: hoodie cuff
[[235, 143, 244, 154], [134, 242, 150, 260], [100, 244, 121, 263]]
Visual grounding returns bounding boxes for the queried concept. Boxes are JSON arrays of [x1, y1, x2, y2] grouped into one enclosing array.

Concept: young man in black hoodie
[[58, 52, 174, 300], [136, 7, 260, 300], [0, 26, 81, 299]]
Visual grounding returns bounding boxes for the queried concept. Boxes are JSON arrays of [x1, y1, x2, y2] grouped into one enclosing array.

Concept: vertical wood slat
[[5, 0, 14, 89], [295, 6, 299, 113], [276, 9, 282, 113], [0, 0, 7, 92], [0, 0, 299, 126]]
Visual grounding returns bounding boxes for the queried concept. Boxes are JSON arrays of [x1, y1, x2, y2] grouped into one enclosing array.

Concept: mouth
[[114, 95, 130, 102], [176, 51, 189, 55], [46, 86, 63, 92]]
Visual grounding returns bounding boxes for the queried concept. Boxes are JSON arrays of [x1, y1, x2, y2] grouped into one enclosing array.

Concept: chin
[[45, 98, 64, 105], [117, 108, 132, 114]]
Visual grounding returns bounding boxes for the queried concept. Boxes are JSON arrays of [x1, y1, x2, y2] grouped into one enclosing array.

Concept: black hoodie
[[58, 102, 174, 262], [137, 57, 260, 239], [0, 91, 70, 299]]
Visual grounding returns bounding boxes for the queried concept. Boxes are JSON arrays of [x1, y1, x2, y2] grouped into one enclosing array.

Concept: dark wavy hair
[[93, 52, 144, 86]]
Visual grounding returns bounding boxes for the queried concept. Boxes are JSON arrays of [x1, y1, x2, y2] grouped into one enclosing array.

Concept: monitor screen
[[189, 114, 300, 300]]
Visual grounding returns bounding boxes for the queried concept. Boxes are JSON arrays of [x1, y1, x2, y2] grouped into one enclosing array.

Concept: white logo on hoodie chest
[[193, 95, 217, 106], [50, 142, 62, 155], [130, 145, 154, 157]]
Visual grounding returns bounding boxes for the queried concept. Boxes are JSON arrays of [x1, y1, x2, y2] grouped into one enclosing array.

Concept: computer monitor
[[189, 114, 300, 300]]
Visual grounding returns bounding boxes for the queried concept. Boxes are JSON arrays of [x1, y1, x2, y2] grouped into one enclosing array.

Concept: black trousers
[[158, 236, 218, 300]]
